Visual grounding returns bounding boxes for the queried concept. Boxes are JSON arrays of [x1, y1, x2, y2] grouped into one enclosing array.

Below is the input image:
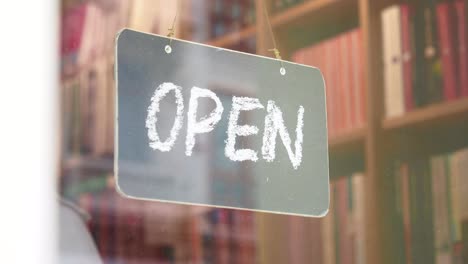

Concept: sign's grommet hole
[[165, 45, 172, 54], [280, 67, 286, 75]]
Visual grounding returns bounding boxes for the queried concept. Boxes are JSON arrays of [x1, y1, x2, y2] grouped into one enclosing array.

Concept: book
[[410, 159, 434, 264], [401, 4, 415, 111], [61, 3, 87, 76], [391, 147, 468, 264], [455, 0, 468, 97], [420, 1, 443, 105], [430, 155, 451, 264], [351, 173, 366, 264], [397, 163, 412, 264], [379, 1, 468, 116], [322, 173, 366, 264], [351, 29, 366, 127], [62, 77, 82, 156], [436, 1, 459, 101], [381, 5, 405, 118], [339, 33, 352, 130], [291, 29, 366, 136]]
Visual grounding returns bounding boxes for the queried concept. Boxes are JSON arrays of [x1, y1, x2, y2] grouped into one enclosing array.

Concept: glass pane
[[59, 0, 468, 263]]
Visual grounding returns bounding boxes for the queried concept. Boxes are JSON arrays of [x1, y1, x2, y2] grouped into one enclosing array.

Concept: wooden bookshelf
[[205, 0, 356, 48], [271, 0, 357, 28], [328, 126, 366, 152], [382, 97, 468, 131]]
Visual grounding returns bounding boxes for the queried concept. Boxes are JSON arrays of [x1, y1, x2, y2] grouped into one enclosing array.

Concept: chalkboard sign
[[115, 29, 329, 217]]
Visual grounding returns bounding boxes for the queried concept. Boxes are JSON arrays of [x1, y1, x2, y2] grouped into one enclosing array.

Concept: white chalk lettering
[[185, 87, 224, 156], [262, 100, 304, 170], [146, 83, 306, 169], [225, 96, 264, 162], [146, 82, 184, 152]]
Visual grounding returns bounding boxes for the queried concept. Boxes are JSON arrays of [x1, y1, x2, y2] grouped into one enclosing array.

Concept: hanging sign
[[115, 29, 329, 217]]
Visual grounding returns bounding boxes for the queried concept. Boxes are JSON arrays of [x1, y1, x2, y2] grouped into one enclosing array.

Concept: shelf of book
[[382, 97, 468, 131]]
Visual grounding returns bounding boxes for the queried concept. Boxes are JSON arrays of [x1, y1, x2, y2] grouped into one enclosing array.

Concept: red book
[[340, 33, 352, 131], [61, 4, 87, 55], [323, 40, 335, 137], [436, 2, 460, 101], [335, 37, 345, 133], [336, 178, 352, 264], [350, 29, 366, 127], [346, 31, 357, 129], [357, 30, 366, 126], [401, 4, 415, 111], [455, 0, 468, 97], [307, 42, 331, 136], [315, 43, 332, 136]]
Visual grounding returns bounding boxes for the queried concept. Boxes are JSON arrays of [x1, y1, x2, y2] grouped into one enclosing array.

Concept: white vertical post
[[0, 1, 58, 263]]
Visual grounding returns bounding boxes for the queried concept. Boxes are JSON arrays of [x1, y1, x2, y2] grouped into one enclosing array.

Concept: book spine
[[353, 29, 366, 126], [431, 155, 451, 264], [106, 58, 115, 155], [449, 153, 462, 242], [336, 178, 352, 264], [331, 37, 343, 133], [436, 2, 459, 101], [401, 4, 415, 111], [346, 31, 356, 129], [456, 149, 468, 221], [421, 158, 435, 264], [455, 0, 468, 97], [334, 37, 345, 132], [324, 39, 336, 137], [381, 5, 405, 118], [72, 79, 81, 154], [352, 173, 366, 264], [400, 163, 412, 264], [346, 176, 356, 264], [403, 158, 435, 264], [340, 32, 353, 131]]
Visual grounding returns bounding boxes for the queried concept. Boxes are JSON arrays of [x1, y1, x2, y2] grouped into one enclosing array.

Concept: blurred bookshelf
[[383, 97, 468, 131], [60, 0, 468, 263], [328, 127, 366, 152]]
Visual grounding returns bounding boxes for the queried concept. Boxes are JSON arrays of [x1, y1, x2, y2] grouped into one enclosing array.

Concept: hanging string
[[165, 1, 179, 54], [261, 0, 285, 74], [167, 10, 177, 41], [165, 0, 285, 75]]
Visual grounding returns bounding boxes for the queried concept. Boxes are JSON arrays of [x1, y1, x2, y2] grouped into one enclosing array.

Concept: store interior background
[[60, 0, 468, 263]]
